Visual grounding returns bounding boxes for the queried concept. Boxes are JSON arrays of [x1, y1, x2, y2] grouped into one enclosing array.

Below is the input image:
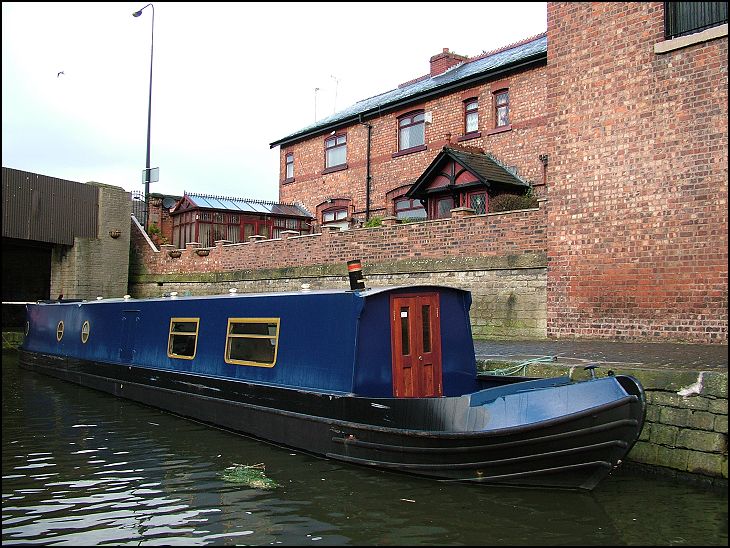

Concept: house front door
[[390, 293, 442, 397]]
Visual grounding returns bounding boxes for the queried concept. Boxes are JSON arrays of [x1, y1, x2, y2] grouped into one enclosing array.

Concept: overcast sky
[[2, 2, 547, 202]]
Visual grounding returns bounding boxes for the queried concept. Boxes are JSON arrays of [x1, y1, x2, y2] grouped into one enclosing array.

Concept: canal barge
[[19, 284, 645, 490]]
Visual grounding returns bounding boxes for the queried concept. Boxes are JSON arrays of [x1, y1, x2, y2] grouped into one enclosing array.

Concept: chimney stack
[[429, 48, 467, 77]]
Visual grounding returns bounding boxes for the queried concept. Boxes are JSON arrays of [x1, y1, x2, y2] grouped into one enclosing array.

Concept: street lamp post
[[133, 3, 154, 231]]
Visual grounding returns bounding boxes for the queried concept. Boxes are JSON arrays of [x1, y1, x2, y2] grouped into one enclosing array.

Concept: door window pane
[[400, 307, 410, 355], [422, 305, 431, 353]]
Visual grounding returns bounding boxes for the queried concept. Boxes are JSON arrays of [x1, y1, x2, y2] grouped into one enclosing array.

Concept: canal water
[[2, 350, 727, 546]]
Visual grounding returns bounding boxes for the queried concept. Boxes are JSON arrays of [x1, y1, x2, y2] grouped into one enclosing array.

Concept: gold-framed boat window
[[225, 318, 280, 368], [56, 321, 64, 341], [81, 320, 90, 344], [167, 317, 200, 360]]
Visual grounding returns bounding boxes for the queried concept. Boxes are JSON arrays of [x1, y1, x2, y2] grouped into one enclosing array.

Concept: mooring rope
[[482, 355, 557, 376]]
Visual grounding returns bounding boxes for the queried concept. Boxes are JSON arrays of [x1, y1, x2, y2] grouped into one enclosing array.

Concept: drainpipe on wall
[[360, 115, 372, 221], [539, 154, 548, 186]]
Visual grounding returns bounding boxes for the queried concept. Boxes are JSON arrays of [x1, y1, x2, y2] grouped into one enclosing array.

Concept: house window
[[495, 90, 509, 127], [272, 217, 309, 239], [398, 111, 425, 151], [468, 192, 487, 215], [197, 212, 243, 247], [465, 99, 479, 134], [168, 318, 199, 359], [325, 133, 347, 169], [394, 197, 426, 221], [285, 152, 294, 181], [434, 196, 455, 219], [225, 318, 280, 367], [322, 207, 348, 224], [664, 2, 727, 40]]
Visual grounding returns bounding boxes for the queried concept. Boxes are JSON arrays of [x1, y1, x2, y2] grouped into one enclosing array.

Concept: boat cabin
[[23, 286, 478, 398]]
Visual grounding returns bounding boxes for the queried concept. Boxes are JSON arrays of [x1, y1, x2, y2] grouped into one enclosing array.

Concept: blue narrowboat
[[19, 283, 645, 490]]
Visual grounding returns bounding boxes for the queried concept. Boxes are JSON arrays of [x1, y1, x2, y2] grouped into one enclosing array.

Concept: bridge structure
[[2, 167, 132, 329]]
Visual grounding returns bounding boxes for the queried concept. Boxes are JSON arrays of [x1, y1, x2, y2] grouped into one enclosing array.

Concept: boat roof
[[39, 285, 469, 305]]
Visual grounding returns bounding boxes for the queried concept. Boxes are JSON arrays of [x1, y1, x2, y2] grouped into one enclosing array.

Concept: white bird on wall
[[677, 371, 705, 397]]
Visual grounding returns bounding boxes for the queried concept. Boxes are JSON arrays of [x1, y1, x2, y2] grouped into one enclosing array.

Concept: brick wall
[[147, 197, 176, 244], [129, 206, 548, 339], [278, 63, 548, 219], [546, 2, 728, 342], [132, 206, 546, 274]]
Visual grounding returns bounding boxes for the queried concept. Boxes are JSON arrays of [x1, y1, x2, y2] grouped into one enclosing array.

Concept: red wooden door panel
[[391, 293, 442, 398]]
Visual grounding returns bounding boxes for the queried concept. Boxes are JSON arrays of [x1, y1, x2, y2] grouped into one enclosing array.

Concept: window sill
[[282, 177, 295, 184], [486, 124, 512, 136], [655, 23, 727, 54], [392, 145, 427, 158], [457, 131, 482, 142], [322, 164, 348, 175]]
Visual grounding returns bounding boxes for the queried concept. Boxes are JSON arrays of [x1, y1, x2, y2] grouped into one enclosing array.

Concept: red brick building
[[546, 2, 727, 341], [267, 2, 727, 342], [270, 35, 549, 229]]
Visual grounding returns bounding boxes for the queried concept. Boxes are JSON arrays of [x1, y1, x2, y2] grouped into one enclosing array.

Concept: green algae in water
[[221, 463, 278, 489]]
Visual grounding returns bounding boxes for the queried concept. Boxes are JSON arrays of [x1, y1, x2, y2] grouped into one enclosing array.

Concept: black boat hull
[[18, 349, 645, 491]]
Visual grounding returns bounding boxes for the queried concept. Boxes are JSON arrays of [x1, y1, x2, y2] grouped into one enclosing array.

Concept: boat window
[[400, 307, 410, 355], [56, 321, 64, 341], [81, 320, 90, 344], [167, 318, 200, 360], [225, 318, 280, 367]]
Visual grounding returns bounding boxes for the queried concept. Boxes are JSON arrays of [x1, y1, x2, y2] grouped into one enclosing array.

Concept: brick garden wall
[[130, 206, 549, 339], [546, 2, 728, 342]]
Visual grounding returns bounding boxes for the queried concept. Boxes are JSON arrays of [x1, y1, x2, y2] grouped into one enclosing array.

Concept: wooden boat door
[[390, 293, 442, 397]]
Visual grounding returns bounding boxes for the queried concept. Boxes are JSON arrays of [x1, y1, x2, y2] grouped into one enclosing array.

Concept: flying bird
[[57, 71, 64, 78]]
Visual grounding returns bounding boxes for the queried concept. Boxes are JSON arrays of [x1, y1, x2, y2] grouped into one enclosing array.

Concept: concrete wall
[[51, 183, 131, 300]]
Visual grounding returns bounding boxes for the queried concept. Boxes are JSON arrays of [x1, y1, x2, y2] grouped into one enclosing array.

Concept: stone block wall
[[632, 370, 728, 479], [51, 183, 131, 300], [482, 360, 728, 480]]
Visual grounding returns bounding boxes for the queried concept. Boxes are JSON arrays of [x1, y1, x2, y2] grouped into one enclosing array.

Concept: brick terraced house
[[270, 35, 549, 230]]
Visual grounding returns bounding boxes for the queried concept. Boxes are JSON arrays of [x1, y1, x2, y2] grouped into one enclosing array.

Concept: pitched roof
[[270, 34, 547, 149], [173, 192, 313, 218], [406, 147, 530, 199]]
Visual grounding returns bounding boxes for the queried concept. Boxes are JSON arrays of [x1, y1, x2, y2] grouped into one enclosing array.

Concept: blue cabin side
[[22, 286, 479, 398]]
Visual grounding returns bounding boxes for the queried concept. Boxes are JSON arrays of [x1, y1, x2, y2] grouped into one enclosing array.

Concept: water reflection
[[2, 351, 727, 546]]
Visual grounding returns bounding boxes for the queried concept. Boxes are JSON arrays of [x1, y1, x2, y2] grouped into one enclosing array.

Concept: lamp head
[[133, 10, 142, 16]]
